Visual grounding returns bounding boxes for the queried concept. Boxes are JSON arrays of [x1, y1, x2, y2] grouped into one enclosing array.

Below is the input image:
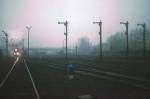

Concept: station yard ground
[[0, 57, 150, 99]]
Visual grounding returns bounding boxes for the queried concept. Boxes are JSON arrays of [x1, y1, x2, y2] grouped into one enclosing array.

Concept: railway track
[[40, 57, 150, 80], [23, 58, 41, 99], [1, 57, 150, 98], [0, 57, 41, 99], [41, 61, 150, 90]]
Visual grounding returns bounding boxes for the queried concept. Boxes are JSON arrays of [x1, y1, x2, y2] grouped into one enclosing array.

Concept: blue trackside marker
[[68, 64, 76, 72], [67, 63, 76, 79]]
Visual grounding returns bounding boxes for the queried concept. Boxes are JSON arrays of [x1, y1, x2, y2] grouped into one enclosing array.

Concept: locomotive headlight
[[16, 52, 20, 56], [13, 48, 21, 57], [14, 49, 18, 52]]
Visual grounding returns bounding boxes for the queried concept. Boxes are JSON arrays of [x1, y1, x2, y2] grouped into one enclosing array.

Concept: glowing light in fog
[[13, 48, 21, 58], [14, 49, 17, 52]]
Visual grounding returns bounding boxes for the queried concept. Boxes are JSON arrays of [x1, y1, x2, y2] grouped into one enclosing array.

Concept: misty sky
[[0, 0, 150, 48]]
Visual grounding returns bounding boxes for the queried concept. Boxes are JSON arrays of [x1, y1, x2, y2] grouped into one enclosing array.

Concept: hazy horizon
[[0, 0, 150, 48]]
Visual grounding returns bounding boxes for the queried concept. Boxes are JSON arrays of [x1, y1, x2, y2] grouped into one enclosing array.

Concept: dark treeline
[[0, 29, 150, 58], [77, 29, 150, 57], [107, 29, 150, 52]]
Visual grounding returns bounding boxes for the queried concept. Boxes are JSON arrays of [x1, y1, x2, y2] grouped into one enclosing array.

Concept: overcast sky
[[0, 0, 150, 48]]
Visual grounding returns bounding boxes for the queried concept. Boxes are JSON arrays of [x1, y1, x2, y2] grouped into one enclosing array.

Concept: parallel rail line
[[0, 58, 19, 88], [23, 58, 41, 99], [44, 62, 150, 90]]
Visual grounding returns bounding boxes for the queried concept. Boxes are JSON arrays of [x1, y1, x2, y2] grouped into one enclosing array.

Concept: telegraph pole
[[58, 20, 68, 60], [93, 20, 102, 59], [2, 31, 8, 58], [62, 39, 66, 54], [120, 21, 129, 59], [75, 45, 77, 57], [137, 23, 146, 58], [22, 39, 24, 54], [26, 26, 32, 57]]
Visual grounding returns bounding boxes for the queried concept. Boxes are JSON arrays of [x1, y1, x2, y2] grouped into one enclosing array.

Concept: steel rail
[[45, 63, 150, 90], [0, 58, 19, 88], [23, 58, 41, 99]]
